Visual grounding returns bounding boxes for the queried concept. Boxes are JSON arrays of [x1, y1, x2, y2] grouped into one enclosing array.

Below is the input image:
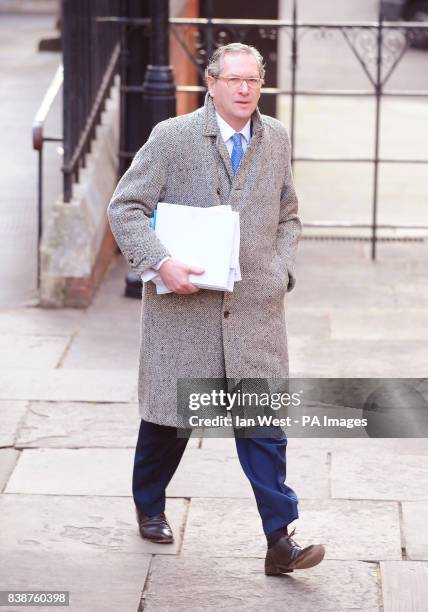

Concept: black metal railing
[[32, 65, 64, 289], [61, 0, 122, 202], [169, 4, 428, 259]]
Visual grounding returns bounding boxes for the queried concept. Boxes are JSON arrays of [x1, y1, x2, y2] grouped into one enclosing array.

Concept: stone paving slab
[[288, 437, 428, 455], [0, 334, 69, 368], [93, 255, 132, 296], [401, 502, 428, 561], [293, 499, 401, 561], [0, 307, 82, 336], [294, 241, 367, 263], [61, 332, 140, 370], [361, 242, 428, 266], [200, 436, 237, 450], [182, 497, 264, 559], [201, 438, 428, 480], [0, 369, 136, 402], [202, 436, 428, 452], [394, 281, 428, 309], [282, 447, 330, 499], [285, 310, 330, 339], [294, 256, 418, 286], [5, 448, 134, 495], [289, 277, 395, 309], [331, 452, 428, 501], [329, 308, 428, 340], [293, 265, 378, 291], [0, 13, 62, 307], [0, 400, 28, 446], [4, 445, 200, 496], [296, 253, 426, 284], [166, 446, 329, 499], [380, 561, 428, 612], [202, 437, 428, 500], [289, 339, 428, 377], [78, 294, 140, 338], [0, 449, 20, 491], [0, 494, 186, 555], [181, 498, 401, 561], [1, 549, 149, 612], [142, 557, 380, 612], [14, 401, 201, 449], [15, 401, 141, 448], [166, 447, 254, 499]]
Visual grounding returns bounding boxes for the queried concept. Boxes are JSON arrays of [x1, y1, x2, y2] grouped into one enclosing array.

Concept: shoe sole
[[140, 534, 174, 544], [265, 544, 325, 575], [142, 536, 174, 544]]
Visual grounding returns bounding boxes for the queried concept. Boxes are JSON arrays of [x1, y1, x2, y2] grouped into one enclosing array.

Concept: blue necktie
[[231, 133, 244, 175]]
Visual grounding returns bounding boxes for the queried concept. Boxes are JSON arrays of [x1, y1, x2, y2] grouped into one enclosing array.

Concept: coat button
[[223, 310, 230, 319], [216, 187, 221, 195], [129, 256, 134, 264]]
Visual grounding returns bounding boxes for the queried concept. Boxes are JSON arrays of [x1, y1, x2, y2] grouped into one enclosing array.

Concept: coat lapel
[[232, 120, 262, 189], [203, 93, 233, 181]]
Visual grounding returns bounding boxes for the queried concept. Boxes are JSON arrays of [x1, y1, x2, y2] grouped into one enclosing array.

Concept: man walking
[[107, 43, 325, 575]]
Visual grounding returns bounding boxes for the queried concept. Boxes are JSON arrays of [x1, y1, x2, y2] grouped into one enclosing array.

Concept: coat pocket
[[273, 252, 289, 293]]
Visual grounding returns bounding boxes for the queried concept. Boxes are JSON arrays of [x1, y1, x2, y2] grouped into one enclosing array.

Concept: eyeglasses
[[216, 76, 264, 91]]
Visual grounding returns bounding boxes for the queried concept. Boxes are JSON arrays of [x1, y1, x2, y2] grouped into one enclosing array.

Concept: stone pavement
[[1, 240, 427, 611], [0, 12, 62, 307]]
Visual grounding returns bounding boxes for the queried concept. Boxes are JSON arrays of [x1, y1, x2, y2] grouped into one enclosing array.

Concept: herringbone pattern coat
[[107, 94, 302, 427]]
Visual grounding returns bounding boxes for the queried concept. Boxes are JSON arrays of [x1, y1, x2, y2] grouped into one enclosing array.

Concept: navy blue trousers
[[132, 419, 299, 536]]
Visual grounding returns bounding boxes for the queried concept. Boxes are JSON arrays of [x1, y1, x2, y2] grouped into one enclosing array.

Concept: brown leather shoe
[[265, 528, 325, 575], [136, 509, 174, 544]]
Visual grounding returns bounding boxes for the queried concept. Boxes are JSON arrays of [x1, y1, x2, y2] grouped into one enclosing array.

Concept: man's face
[[207, 52, 262, 131]]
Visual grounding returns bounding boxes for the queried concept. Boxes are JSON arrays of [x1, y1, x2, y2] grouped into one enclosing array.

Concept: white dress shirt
[[215, 111, 251, 156], [149, 112, 252, 273]]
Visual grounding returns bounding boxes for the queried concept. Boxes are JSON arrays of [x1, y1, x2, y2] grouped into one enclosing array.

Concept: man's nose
[[238, 80, 250, 93]]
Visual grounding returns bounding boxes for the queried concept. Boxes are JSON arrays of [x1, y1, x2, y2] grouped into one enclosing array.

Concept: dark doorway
[[199, 0, 279, 117]]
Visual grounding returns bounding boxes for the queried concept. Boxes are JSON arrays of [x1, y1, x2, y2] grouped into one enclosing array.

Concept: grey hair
[[205, 43, 266, 82]]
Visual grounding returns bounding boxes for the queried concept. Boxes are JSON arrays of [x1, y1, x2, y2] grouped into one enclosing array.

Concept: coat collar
[[215, 111, 251, 146], [202, 92, 264, 137]]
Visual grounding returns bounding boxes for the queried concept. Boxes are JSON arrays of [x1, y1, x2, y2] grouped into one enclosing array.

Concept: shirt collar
[[215, 111, 252, 144]]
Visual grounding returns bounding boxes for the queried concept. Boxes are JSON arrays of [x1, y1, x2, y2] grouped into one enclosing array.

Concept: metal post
[[141, 0, 176, 141], [205, 0, 214, 66], [119, 0, 150, 176], [37, 148, 43, 289], [62, 0, 72, 202], [123, 0, 151, 298], [372, 9, 383, 260], [198, 0, 214, 108], [125, 0, 176, 298], [290, 0, 298, 166]]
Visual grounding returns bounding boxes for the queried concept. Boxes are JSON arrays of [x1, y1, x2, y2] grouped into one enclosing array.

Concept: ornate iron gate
[[170, 2, 428, 259]]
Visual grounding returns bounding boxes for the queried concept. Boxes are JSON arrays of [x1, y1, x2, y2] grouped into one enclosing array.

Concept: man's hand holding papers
[[158, 260, 205, 295], [141, 202, 241, 295]]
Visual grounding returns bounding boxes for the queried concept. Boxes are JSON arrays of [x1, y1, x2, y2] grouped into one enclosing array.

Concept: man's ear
[[207, 76, 215, 97]]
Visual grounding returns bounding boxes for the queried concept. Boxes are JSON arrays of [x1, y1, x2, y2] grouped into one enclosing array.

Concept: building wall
[[170, 0, 200, 115]]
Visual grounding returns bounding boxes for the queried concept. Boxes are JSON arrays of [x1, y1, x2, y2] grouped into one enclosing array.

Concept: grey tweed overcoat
[[107, 94, 302, 427]]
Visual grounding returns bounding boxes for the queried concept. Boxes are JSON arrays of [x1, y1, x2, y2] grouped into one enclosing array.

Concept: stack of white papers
[[141, 202, 241, 294]]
